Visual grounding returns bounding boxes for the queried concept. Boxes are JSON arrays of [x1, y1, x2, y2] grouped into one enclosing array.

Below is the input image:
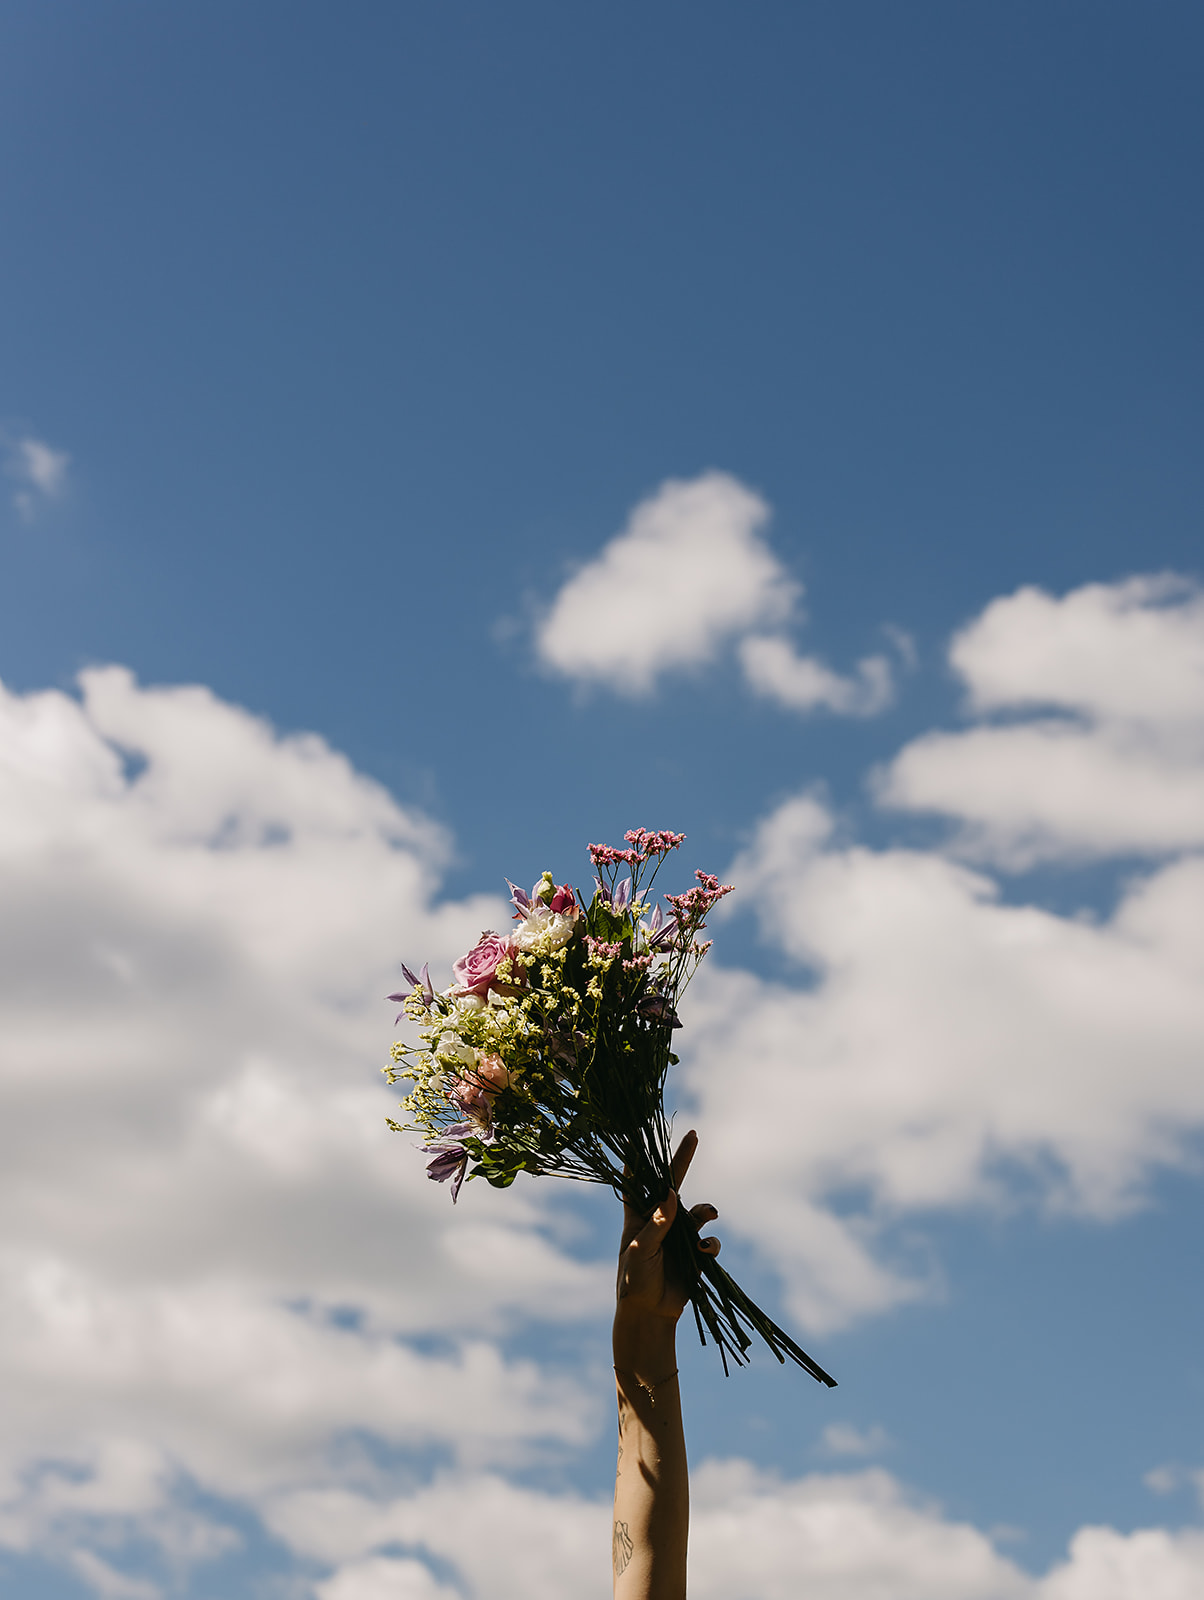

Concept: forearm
[[612, 1310, 688, 1600]]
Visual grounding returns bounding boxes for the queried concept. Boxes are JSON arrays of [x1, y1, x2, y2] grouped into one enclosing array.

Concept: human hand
[[615, 1130, 721, 1326]]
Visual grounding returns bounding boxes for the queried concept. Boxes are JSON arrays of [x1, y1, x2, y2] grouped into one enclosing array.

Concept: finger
[[698, 1235, 721, 1256], [688, 1202, 718, 1229], [619, 1166, 644, 1249], [631, 1188, 678, 1257], [670, 1129, 698, 1191], [620, 1202, 643, 1249]]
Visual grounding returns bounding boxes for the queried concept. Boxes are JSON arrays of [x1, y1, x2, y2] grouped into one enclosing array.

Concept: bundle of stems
[[569, 1047, 833, 1382], [465, 848, 835, 1385]]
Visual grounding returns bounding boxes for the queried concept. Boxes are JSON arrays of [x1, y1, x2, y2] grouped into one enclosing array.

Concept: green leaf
[[478, 1165, 520, 1189]]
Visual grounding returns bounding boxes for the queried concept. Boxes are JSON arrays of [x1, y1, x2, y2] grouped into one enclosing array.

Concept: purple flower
[[389, 963, 435, 1020], [639, 992, 682, 1028], [423, 1122, 474, 1202]]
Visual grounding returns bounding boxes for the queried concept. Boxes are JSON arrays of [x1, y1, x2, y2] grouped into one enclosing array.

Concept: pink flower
[[452, 932, 517, 995], [624, 828, 686, 858], [474, 1053, 510, 1092], [449, 1076, 492, 1122], [588, 843, 639, 866], [664, 873, 735, 934], [448, 1054, 510, 1130]]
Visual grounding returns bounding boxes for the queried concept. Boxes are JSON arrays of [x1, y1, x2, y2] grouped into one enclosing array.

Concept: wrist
[[612, 1306, 677, 1373]]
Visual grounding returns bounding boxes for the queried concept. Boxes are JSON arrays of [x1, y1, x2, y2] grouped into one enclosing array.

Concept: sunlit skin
[[612, 1129, 721, 1600]]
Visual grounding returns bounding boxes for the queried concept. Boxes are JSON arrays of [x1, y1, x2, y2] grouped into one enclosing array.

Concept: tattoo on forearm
[[613, 1519, 633, 1576]]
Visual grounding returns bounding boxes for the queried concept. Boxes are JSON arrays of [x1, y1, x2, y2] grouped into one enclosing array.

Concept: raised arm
[[612, 1129, 721, 1600]]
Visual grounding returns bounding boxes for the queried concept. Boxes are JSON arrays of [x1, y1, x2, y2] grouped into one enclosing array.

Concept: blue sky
[[2, 5, 1204, 1598]]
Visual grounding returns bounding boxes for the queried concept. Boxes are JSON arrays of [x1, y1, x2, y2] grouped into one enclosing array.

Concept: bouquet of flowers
[[385, 829, 835, 1385]]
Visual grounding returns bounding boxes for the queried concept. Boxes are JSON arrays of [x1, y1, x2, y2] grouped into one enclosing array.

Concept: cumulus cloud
[[267, 1460, 1204, 1600], [4, 621, 1204, 1595], [949, 575, 1204, 721], [1040, 1524, 1204, 1599], [880, 576, 1204, 864], [316, 1557, 462, 1600], [739, 634, 895, 715], [681, 792, 1204, 1329], [3, 432, 70, 519], [0, 665, 610, 1591], [673, 578, 1204, 1320], [535, 472, 795, 692], [534, 471, 895, 712], [267, 1471, 611, 1600]]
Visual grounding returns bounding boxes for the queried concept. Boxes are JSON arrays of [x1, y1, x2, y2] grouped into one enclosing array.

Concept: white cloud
[[4, 432, 70, 519], [0, 1264, 592, 1494], [70, 1548, 162, 1600], [0, 665, 610, 1586], [880, 576, 1204, 864], [316, 1557, 462, 1600], [689, 1461, 1029, 1600], [268, 1460, 1204, 1600], [268, 1472, 611, 1600], [535, 472, 795, 693], [680, 790, 1204, 1331], [950, 576, 1204, 722], [3, 630, 1204, 1595], [535, 472, 900, 714], [739, 634, 894, 715], [1039, 1525, 1204, 1599], [820, 1422, 893, 1458], [1142, 1465, 1204, 1511], [1145, 1466, 1180, 1496]]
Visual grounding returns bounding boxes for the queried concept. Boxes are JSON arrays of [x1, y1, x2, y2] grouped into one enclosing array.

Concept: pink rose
[[451, 932, 517, 996]]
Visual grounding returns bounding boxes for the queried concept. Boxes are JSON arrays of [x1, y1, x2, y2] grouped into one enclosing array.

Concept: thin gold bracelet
[[613, 1365, 679, 1407]]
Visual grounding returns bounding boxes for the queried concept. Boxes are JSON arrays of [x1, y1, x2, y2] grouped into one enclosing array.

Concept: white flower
[[512, 907, 577, 952], [436, 1031, 477, 1070], [455, 993, 487, 1015]]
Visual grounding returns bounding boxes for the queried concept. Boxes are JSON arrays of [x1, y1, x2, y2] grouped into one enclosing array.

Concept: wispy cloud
[[3, 431, 70, 520], [739, 633, 894, 715], [820, 1422, 893, 1457]]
